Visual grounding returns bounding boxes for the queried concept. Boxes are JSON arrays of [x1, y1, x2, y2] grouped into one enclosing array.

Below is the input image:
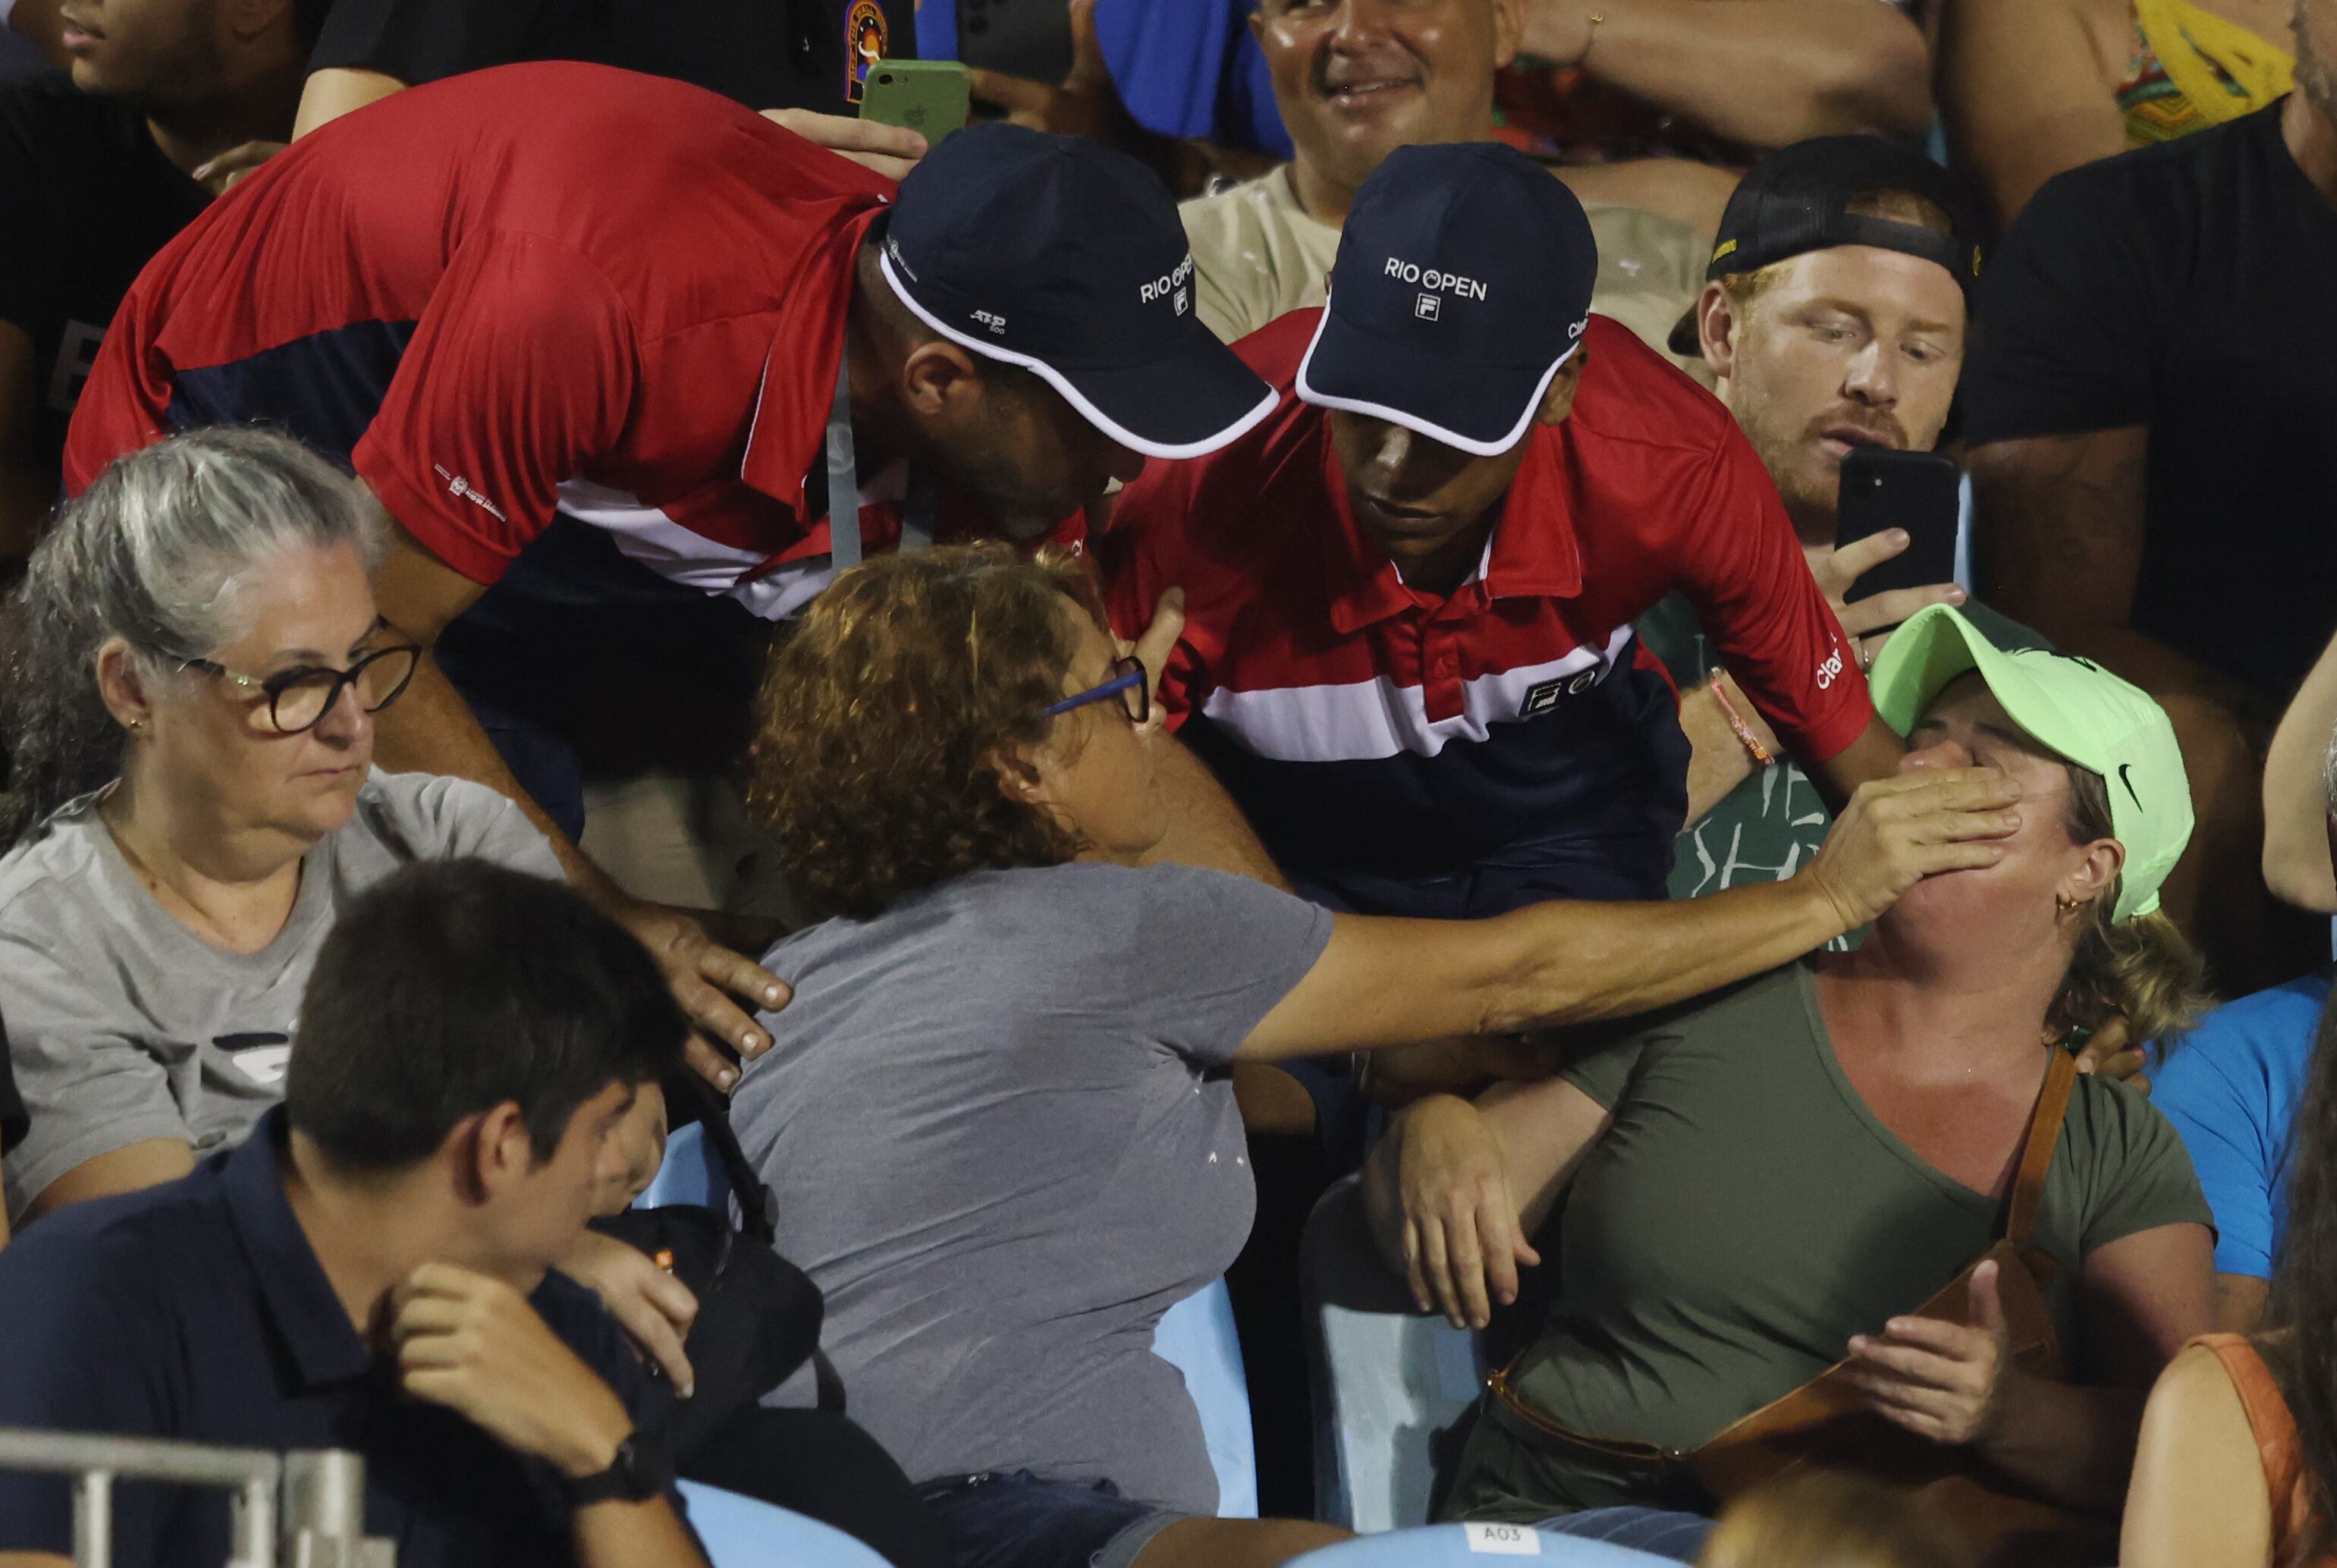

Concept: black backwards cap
[[877, 121, 1277, 460], [1296, 141, 1599, 456], [1665, 135, 1987, 356]]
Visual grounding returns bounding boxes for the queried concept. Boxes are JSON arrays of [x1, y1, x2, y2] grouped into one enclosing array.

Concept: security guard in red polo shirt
[[1104, 140, 1909, 922], [65, 73, 1279, 1076]]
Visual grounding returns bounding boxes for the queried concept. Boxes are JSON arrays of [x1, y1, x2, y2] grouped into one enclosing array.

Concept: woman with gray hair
[[0, 432, 680, 1326]]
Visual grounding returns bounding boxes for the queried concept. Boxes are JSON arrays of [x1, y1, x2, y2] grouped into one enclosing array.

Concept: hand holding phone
[[859, 60, 972, 146], [761, 107, 927, 180], [1833, 448, 1962, 605], [1814, 448, 1968, 667]]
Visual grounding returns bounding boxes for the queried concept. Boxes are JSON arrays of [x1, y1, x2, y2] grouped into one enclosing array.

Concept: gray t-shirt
[[732, 861, 1334, 1513], [0, 771, 561, 1221]]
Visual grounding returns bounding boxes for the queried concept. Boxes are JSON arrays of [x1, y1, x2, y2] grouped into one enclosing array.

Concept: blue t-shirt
[[0, 1107, 677, 1567], [1095, 0, 1291, 158], [2152, 969, 2331, 1279], [916, 0, 1293, 156]]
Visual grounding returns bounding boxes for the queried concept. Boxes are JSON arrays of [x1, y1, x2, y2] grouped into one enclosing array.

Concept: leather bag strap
[[2002, 1047, 2079, 1246]]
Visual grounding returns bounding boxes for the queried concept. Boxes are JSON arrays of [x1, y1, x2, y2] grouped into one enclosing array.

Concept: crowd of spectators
[[1, 2, 2335, 1567]]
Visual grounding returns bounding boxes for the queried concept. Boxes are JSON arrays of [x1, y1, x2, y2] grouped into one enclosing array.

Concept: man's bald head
[[1250, 0, 1526, 216]]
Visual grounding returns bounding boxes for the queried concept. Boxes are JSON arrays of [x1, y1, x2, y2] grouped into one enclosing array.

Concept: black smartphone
[[1833, 448, 1962, 609], [956, 0, 1074, 85]]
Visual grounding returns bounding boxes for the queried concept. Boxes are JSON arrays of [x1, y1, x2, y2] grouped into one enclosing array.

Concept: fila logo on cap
[[1384, 256, 1489, 300], [1139, 253, 1195, 306], [1415, 294, 1440, 321]]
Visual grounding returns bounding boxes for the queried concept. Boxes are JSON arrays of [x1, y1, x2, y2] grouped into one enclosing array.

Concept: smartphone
[[859, 60, 972, 145], [954, 0, 1076, 84], [1833, 448, 1962, 611]]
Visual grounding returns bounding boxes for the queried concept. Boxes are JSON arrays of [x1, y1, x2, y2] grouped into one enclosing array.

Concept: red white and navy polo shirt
[[63, 61, 1064, 617], [1101, 311, 1870, 915]]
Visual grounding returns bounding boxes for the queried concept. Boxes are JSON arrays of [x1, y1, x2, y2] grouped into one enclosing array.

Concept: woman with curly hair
[[728, 545, 2018, 1568]]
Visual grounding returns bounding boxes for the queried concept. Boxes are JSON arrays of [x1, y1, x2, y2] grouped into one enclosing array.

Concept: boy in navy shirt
[[0, 860, 700, 1568]]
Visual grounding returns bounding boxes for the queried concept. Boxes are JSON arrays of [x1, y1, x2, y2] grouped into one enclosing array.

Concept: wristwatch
[[562, 1432, 672, 1507]]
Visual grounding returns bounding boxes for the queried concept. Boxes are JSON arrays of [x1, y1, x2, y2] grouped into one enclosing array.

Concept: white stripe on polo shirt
[[1197, 624, 1637, 764], [554, 464, 909, 622]]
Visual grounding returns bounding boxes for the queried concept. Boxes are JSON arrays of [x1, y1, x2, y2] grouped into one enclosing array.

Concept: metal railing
[[0, 1429, 394, 1568]]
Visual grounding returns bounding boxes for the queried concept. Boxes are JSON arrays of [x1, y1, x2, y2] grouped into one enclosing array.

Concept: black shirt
[[0, 1017, 24, 1152], [1962, 101, 2337, 702], [0, 1108, 677, 1567], [309, 0, 919, 117], [0, 74, 207, 475]]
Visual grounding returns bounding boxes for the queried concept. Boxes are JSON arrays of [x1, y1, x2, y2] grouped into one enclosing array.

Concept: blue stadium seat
[[639, 1122, 726, 1212], [1301, 1174, 1485, 1532], [1287, 1524, 1678, 1568], [677, 1478, 893, 1567], [1153, 1279, 1259, 1517]]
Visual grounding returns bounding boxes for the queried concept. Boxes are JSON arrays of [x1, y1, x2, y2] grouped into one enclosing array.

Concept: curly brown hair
[[746, 544, 1108, 920]]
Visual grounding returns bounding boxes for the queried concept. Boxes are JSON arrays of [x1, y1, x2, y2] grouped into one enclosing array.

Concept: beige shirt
[[1179, 164, 1714, 379]]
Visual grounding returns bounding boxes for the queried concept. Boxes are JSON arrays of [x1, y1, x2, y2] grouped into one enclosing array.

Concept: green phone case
[[859, 60, 972, 144]]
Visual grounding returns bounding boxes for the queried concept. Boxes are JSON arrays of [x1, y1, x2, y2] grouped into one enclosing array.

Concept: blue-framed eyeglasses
[[1044, 656, 1148, 725]]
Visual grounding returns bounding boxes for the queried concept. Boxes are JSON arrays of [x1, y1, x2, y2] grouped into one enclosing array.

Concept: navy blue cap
[[1296, 142, 1597, 457], [878, 122, 1277, 460]]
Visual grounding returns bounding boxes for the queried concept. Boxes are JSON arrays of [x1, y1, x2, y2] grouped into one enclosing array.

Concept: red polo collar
[[738, 202, 894, 518]]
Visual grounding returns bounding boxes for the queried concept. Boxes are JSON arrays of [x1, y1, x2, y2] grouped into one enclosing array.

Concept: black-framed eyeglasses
[[181, 644, 422, 735], [1044, 656, 1148, 725]]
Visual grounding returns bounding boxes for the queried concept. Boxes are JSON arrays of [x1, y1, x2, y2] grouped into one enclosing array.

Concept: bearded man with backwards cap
[[61, 64, 1283, 1083], [1104, 140, 1909, 937]]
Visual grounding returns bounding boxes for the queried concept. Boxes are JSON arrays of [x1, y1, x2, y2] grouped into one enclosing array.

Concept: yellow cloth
[[2119, 0, 2292, 145]]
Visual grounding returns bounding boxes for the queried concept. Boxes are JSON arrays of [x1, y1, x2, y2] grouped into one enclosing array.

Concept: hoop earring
[[2055, 892, 2081, 915]]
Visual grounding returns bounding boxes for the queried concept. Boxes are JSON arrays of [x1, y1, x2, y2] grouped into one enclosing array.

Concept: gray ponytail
[[0, 427, 383, 850]]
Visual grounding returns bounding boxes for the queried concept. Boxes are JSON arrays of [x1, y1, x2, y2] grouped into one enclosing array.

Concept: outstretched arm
[[369, 507, 789, 1090], [1242, 765, 2019, 1062]]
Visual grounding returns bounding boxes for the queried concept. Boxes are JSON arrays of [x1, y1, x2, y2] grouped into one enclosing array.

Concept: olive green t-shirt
[[1443, 961, 2213, 1522], [1639, 593, 2046, 904]]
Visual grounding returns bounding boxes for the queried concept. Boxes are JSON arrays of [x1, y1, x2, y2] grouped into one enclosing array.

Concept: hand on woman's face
[[141, 542, 383, 845], [1888, 673, 2115, 929]]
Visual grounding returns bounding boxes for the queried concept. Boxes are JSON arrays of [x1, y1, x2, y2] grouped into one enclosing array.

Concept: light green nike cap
[[1867, 604, 2193, 923]]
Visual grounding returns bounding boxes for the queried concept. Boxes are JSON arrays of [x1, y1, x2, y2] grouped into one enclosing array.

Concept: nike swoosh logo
[[2118, 762, 2141, 810]]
